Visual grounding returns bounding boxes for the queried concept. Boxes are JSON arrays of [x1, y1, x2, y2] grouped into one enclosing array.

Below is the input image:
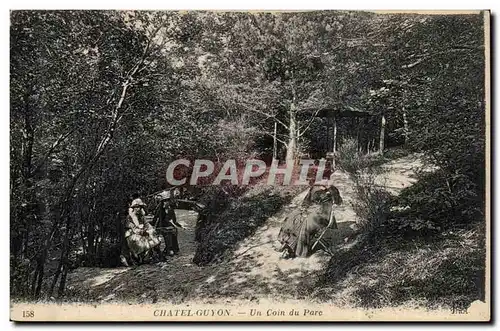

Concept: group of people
[[118, 179, 342, 266], [119, 190, 184, 267]]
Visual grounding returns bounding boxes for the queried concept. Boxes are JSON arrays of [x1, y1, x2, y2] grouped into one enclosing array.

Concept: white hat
[[155, 190, 171, 201]]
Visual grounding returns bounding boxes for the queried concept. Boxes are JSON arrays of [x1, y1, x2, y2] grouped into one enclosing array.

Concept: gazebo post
[[363, 117, 369, 154], [379, 113, 386, 155], [312, 106, 374, 160], [356, 117, 361, 152], [326, 116, 331, 153], [333, 115, 337, 154]]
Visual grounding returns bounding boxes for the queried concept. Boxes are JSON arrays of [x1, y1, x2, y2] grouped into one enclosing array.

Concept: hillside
[[63, 154, 450, 307]]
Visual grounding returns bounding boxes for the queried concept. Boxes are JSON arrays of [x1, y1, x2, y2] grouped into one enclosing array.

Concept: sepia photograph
[[8, 8, 490, 322]]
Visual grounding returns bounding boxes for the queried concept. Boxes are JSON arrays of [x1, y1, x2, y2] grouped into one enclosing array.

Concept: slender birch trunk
[[286, 103, 297, 163]]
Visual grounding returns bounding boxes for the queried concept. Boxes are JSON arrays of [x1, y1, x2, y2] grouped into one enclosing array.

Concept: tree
[[10, 10, 170, 298]]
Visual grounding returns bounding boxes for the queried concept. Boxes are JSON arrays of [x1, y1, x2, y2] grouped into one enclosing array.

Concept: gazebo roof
[[303, 105, 374, 118]]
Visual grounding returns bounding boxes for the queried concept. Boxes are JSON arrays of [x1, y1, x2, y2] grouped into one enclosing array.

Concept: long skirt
[[160, 228, 179, 255], [125, 224, 162, 257], [278, 205, 332, 257]]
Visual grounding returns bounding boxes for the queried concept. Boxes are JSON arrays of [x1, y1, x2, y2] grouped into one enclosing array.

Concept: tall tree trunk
[[51, 211, 75, 298], [34, 263, 44, 298], [12, 92, 36, 296], [402, 106, 409, 144], [286, 103, 297, 163], [49, 251, 63, 297], [379, 113, 386, 154], [57, 263, 69, 299], [17, 92, 35, 261], [272, 121, 277, 160], [88, 222, 95, 265], [57, 225, 74, 298], [333, 116, 337, 154]]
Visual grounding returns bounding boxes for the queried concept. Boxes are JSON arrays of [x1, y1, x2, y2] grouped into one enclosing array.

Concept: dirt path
[[66, 210, 215, 303], [66, 154, 427, 304]]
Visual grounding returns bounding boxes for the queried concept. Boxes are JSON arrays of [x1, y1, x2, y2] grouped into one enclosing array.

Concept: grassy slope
[[60, 152, 485, 309], [316, 149, 486, 309], [316, 224, 485, 308]]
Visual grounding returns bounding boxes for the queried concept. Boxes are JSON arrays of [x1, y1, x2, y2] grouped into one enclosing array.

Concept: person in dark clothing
[[153, 191, 184, 258]]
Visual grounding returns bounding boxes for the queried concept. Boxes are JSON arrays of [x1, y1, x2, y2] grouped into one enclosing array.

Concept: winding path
[[66, 154, 426, 304]]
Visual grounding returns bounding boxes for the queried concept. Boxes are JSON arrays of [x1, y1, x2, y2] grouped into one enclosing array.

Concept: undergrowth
[[319, 140, 486, 308]]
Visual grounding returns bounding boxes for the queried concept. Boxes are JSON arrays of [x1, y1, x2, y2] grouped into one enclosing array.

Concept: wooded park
[[10, 10, 487, 310]]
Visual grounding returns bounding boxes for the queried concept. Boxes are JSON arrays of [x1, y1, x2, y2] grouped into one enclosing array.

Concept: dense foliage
[[10, 11, 487, 301]]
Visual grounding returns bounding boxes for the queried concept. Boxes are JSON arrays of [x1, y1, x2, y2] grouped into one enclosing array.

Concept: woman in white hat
[[129, 193, 147, 227], [120, 193, 147, 266]]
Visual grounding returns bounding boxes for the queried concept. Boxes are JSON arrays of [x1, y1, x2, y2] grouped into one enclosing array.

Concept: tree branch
[[250, 108, 289, 130], [402, 46, 483, 69], [298, 107, 322, 137], [258, 129, 288, 145], [32, 129, 75, 175]]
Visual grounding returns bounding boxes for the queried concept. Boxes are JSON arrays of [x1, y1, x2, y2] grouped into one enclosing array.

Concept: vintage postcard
[[9, 9, 490, 322]]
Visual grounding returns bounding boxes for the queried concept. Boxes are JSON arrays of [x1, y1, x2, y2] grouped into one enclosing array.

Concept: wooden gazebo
[[310, 105, 375, 158]]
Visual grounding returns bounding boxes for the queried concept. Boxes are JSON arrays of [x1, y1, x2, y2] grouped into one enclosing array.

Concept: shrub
[[387, 170, 484, 235], [336, 139, 371, 176], [336, 138, 391, 231]]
